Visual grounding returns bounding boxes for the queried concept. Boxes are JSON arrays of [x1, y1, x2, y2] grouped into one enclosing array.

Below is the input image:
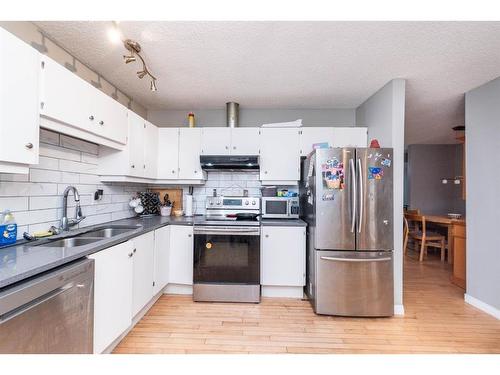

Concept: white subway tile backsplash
[[39, 143, 81, 162], [59, 159, 97, 174], [30, 169, 62, 183], [40, 129, 60, 146], [0, 131, 137, 232], [60, 135, 98, 155], [0, 197, 29, 211]]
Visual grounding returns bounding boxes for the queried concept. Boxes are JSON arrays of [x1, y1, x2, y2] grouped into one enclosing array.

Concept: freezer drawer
[[314, 250, 393, 317]]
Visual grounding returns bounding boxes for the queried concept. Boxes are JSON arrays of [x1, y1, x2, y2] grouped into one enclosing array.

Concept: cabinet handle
[[99, 120, 104, 125], [265, 234, 269, 238], [128, 252, 133, 257], [25, 143, 34, 149], [89, 115, 94, 121], [188, 234, 192, 237], [143, 164, 146, 169], [233, 146, 236, 150], [194, 170, 198, 174], [172, 170, 175, 174], [225, 146, 229, 150], [131, 164, 135, 168], [264, 171, 268, 174], [133, 248, 137, 253]]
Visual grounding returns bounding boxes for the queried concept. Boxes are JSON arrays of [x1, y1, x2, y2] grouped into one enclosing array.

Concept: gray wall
[[407, 144, 465, 215], [147, 108, 356, 127], [465, 77, 500, 312], [356, 79, 406, 310]]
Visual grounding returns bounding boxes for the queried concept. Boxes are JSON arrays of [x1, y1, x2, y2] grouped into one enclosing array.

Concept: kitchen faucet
[[60, 186, 86, 231]]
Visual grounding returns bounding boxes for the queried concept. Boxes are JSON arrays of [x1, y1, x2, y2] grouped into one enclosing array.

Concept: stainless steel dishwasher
[[0, 258, 94, 353]]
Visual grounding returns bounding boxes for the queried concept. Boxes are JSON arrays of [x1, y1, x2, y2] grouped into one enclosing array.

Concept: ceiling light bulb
[[150, 80, 157, 92], [123, 55, 136, 64], [137, 70, 147, 79], [107, 27, 123, 44]]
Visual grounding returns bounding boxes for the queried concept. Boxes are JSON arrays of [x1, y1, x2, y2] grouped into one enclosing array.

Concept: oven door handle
[[194, 227, 260, 235]]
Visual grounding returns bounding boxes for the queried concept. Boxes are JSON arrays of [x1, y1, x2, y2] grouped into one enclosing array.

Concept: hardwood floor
[[113, 252, 500, 354]]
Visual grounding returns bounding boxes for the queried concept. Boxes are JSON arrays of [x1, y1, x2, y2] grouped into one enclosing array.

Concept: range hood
[[200, 155, 259, 170]]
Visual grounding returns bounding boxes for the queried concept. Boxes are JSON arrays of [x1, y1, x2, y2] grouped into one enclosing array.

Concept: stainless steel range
[[193, 196, 261, 303]]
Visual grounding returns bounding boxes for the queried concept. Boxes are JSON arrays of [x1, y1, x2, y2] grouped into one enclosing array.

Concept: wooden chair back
[[405, 208, 421, 215], [404, 213, 427, 237]]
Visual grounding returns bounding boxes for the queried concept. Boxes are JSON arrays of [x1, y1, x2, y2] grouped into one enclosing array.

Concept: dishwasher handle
[[0, 283, 74, 324]]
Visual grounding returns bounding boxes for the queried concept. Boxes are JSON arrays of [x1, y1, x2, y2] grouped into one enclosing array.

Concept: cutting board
[[150, 188, 183, 214]]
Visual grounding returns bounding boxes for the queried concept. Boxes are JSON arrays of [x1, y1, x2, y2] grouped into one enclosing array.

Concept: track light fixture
[[123, 38, 158, 92]]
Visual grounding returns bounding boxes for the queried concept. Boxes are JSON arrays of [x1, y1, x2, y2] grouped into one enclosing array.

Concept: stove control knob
[[216, 201, 221, 205], [209, 201, 214, 205], [245, 200, 249, 205], [252, 200, 256, 205]]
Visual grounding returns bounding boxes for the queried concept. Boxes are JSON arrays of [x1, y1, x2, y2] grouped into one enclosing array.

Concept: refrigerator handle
[[357, 158, 363, 233], [349, 158, 356, 233]]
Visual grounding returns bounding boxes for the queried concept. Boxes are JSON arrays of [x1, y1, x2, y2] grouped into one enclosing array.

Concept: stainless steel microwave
[[261, 197, 300, 219]]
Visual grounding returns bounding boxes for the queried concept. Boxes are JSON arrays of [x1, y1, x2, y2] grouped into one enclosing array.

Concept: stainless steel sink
[[41, 237, 102, 248], [81, 225, 140, 238]]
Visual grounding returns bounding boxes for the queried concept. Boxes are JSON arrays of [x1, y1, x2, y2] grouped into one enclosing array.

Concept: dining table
[[424, 215, 466, 264]]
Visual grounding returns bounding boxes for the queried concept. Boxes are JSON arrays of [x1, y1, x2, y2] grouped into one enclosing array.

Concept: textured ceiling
[[34, 21, 500, 145]]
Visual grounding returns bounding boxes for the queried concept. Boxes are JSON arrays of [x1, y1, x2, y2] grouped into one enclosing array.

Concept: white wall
[[464, 77, 500, 317], [355, 79, 406, 312], [148, 108, 356, 127]]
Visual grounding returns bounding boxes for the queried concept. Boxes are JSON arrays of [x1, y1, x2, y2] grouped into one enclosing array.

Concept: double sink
[[33, 225, 141, 248]]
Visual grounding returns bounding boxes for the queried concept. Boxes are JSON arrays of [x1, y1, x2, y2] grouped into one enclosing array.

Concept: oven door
[[193, 226, 260, 285], [262, 198, 289, 218]]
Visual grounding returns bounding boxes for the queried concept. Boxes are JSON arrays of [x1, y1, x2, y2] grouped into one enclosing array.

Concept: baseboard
[[164, 283, 193, 295], [465, 294, 500, 320], [261, 286, 304, 298], [393, 304, 405, 316]]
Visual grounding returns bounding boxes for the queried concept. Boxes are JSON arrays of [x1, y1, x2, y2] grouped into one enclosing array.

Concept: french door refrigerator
[[300, 147, 394, 317]]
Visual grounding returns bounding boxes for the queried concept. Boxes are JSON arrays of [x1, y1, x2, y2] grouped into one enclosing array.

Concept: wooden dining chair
[[403, 216, 409, 255], [405, 213, 446, 262]]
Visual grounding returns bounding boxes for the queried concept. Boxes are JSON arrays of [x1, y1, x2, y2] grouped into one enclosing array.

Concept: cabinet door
[[331, 127, 367, 147], [260, 128, 300, 181], [261, 226, 306, 286], [143, 121, 158, 179], [201, 128, 231, 155], [153, 226, 170, 295], [231, 128, 260, 155], [157, 128, 179, 179], [299, 127, 335, 156], [131, 231, 155, 316], [178, 128, 202, 179], [0, 28, 40, 165], [94, 90, 128, 145], [40, 55, 93, 132], [169, 225, 193, 285], [127, 110, 145, 177], [89, 240, 134, 354]]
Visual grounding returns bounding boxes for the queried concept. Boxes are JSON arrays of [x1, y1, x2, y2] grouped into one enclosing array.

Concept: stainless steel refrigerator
[[300, 147, 394, 317]]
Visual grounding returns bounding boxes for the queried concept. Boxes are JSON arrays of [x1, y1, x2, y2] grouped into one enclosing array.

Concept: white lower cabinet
[[261, 226, 306, 287], [168, 225, 194, 285], [131, 232, 155, 317], [90, 240, 134, 354], [153, 226, 170, 295]]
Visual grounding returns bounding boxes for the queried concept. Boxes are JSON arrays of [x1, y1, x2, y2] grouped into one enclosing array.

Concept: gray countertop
[[0, 215, 306, 289], [260, 219, 307, 227]]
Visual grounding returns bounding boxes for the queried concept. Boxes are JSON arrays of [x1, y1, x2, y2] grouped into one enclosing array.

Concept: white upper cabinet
[[157, 128, 180, 179], [40, 55, 127, 149], [178, 128, 204, 180], [153, 226, 170, 295], [299, 127, 335, 156], [201, 128, 231, 155], [231, 128, 260, 155], [128, 110, 146, 177], [144, 121, 158, 179], [331, 127, 367, 147], [261, 226, 306, 287], [131, 232, 155, 317], [94, 89, 128, 144], [0, 27, 40, 173], [169, 225, 194, 285], [260, 128, 300, 183]]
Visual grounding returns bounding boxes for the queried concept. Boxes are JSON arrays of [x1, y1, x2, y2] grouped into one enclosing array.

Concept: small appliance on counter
[[261, 196, 300, 219], [193, 195, 261, 303]]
